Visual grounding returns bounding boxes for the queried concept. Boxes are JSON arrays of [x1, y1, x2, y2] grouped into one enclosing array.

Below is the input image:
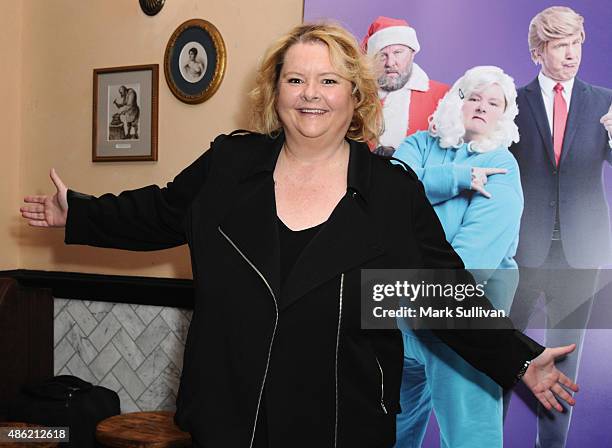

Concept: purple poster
[[304, 1, 612, 447]]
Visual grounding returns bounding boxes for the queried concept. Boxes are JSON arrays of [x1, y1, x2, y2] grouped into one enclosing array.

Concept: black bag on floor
[[7, 375, 120, 447]]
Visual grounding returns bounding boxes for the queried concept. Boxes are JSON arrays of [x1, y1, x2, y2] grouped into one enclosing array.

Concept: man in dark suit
[[505, 6, 612, 448]]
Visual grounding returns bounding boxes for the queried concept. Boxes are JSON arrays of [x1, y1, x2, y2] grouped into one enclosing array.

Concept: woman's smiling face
[[275, 41, 355, 143]]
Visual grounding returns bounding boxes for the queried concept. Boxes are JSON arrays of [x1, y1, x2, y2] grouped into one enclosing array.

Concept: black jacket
[[65, 131, 543, 448]]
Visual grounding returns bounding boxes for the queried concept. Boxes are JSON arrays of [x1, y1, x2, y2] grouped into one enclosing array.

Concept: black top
[[278, 218, 325, 287], [253, 217, 325, 448]]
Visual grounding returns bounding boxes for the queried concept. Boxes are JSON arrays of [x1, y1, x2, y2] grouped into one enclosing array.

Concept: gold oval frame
[[164, 19, 227, 104]]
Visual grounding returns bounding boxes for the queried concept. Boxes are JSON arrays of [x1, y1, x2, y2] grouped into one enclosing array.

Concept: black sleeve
[[65, 135, 223, 251], [410, 176, 544, 389]]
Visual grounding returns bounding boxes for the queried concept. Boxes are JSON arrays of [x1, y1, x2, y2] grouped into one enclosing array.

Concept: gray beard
[[378, 69, 412, 92]]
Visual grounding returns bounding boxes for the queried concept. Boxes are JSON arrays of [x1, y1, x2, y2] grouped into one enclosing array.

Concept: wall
[[15, 0, 303, 278], [0, 1, 23, 270]]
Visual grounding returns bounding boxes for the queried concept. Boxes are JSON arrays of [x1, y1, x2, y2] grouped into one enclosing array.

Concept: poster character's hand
[[600, 104, 612, 135], [373, 145, 396, 157], [470, 167, 507, 198]]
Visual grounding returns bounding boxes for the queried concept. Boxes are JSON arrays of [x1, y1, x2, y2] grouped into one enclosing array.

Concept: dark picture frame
[[164, 19, 227, 104], [92, 64, 159, 162]]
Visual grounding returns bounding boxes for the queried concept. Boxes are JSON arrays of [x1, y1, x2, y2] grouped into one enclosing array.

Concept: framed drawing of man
[[92, 64, 159, 162]]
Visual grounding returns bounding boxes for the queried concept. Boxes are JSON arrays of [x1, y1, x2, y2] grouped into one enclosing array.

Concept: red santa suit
[[379, 63, 449, 148], [362, 16, 449, 150]]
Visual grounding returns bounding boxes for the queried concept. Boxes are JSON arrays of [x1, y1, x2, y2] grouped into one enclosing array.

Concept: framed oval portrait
[[164, 19, 226, 104]]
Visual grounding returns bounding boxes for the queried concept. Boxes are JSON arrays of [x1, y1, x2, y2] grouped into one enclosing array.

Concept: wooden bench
[[96, 411, 191, 447]]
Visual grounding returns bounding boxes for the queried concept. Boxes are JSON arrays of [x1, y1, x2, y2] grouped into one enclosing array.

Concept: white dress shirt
[[539, 71, 612, 147]]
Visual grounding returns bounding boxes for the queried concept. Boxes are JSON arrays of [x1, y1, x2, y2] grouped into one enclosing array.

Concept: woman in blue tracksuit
[[393, 66, 523, 448]]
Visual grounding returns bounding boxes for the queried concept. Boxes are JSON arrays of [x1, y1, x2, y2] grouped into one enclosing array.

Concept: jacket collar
[[524, 77, 555, 166], [523, 76, 587, 167], [560, 77, 587, 165], [220, 131, 383, 310], [240, 131, 372, 203]]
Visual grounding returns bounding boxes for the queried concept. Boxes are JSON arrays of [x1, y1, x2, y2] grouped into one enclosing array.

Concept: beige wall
[[11, 0, 303, 278], [0, 1, 23, 270]]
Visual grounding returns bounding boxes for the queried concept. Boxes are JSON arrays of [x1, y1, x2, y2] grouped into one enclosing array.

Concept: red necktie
[[553, 83, 568, 166]]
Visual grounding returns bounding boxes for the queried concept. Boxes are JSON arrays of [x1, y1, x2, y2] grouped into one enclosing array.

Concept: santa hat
[[361, 16, 420, 55]]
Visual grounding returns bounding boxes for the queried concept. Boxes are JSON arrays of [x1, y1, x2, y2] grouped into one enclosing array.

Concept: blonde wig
[[528, 6, 585, 63], [429, 66, 520, 153]]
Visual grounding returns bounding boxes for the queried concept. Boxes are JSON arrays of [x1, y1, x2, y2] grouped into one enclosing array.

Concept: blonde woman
[[22, 26, 576, 448]]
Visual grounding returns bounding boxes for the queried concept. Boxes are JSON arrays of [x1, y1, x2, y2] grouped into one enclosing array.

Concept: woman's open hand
[[522, 344, 579, 412], [20, 168, 68, 228]]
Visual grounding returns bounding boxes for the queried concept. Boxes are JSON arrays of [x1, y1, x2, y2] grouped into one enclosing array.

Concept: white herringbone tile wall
[[53, 298, 192, 413]]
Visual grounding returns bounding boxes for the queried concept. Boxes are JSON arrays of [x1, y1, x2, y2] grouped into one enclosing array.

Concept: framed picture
[[93, 64, 159, 162], [164, 19, 227, 104]]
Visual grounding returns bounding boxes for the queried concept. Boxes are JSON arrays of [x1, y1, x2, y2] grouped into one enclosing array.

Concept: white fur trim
[[367, 26, 420, 55], [406, 63, 429, 92], [378, 64, 431, 148], [380, 84, 412, 148]]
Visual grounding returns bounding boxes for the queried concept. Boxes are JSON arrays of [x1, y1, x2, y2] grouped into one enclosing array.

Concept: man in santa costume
[[362, 16, 449, 155]]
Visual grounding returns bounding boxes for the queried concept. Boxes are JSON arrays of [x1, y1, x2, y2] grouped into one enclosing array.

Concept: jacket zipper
[[218, 227, 279, 448], [334, 273, 344, 448], [375, 357, 388, 414]]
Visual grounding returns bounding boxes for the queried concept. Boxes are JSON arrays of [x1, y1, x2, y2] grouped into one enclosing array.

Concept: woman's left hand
[[522, 344, 579, 412]]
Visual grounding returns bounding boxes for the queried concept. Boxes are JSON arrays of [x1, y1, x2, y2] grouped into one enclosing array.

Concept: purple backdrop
[[304, 1, 612, 446], [304, 0, 611, 87]]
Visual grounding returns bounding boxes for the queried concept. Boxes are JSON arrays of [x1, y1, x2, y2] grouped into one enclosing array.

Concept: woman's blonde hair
[[528, 6, 585, 63], [429, 66, 519, 153], [250, 22, 383, 143]]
